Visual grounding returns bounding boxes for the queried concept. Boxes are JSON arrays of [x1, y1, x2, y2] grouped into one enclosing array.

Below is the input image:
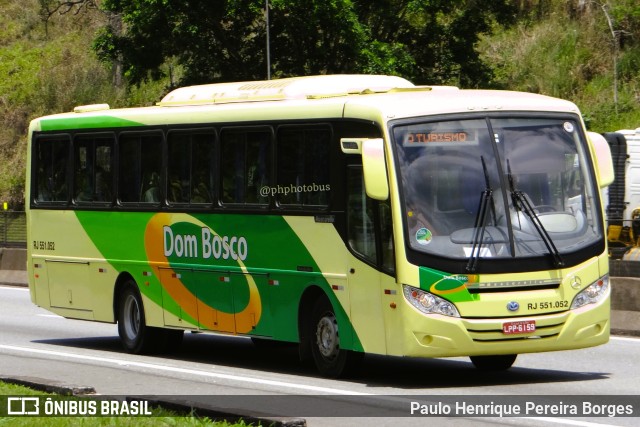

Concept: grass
[[479, 6, 640, 134], [0, 381, 258, 426]]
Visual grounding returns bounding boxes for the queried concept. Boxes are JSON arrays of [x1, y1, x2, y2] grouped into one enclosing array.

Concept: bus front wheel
[[470, 354, 517, 371], [309, 297, 362, 378]]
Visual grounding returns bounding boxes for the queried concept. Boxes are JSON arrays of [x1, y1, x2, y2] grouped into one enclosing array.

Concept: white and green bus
[[27, 74, 613, 377]]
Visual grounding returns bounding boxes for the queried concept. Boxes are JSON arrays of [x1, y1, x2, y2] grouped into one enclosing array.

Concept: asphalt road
[[1, 285, 639, 427]]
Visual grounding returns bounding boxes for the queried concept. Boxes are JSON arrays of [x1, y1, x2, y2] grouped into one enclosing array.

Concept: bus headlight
[[570, 275, 609, 309], [403, 285, 460, 317]]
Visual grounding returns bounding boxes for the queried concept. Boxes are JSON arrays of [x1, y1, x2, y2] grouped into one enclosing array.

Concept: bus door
[[345, 166, 396, 355]]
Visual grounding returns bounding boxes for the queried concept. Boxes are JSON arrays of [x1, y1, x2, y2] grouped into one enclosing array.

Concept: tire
[[308, 297, 362, 378], [117, 281, 173, 354], [470, 354, 517, 371]]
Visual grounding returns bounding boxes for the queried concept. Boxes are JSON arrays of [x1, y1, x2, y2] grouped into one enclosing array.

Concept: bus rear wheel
[[309, 297, 362, 378], [470, 354, 517, 371], [117, 281, 183, 354]]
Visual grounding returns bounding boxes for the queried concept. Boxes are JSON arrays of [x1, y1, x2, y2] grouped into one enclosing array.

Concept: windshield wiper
[[507, 160, 564, 267], [466, 157, 496, 273]]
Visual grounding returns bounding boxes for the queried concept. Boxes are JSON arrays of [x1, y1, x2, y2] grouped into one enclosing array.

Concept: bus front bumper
[[400, 295, 610, 358]]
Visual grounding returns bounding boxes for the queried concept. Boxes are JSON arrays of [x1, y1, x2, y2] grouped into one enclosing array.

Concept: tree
[[94, 0, 268, 85], [39, 0, 100, 36], [268, 0, 369, 78], [93, 0, 515, 87]]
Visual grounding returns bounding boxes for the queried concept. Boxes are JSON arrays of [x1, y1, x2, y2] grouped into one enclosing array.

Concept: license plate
[[502, 320, 536, 335]]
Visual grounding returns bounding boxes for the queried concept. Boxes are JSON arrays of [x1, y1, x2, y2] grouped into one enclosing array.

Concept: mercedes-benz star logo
[[570, 276, 582, 290]]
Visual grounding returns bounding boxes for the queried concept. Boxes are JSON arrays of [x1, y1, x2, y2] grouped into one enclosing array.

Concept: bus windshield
[[392, 116, 603, 272]]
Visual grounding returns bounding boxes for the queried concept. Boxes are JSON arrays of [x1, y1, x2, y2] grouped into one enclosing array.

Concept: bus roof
[[157, 74, 417, 105], [32, 75, 582, 132], [343, 87, 580, 121]]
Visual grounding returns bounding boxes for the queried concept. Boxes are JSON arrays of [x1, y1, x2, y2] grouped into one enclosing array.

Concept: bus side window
[[119, 133, 163, 204], [73, 135, 114, 204], [34, 136, 70, 203], [167, 131, 216, 205], [347, 167, 376, 261], [277, 126, 330, 207], [347, 166, 395, 273], [191, 133, 215, 204], [221, 129, 271, 205], [379, 198, 395, 273], [168, 133, 190, 203]]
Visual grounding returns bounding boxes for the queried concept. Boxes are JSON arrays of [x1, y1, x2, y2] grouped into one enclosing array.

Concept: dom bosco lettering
[[163, 226, 248, 261]]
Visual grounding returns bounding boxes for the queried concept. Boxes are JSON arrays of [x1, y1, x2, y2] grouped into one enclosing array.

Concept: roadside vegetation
[[0, 0, 168, 210], [479, 0, 640, 132], [0, 381, 257, 426], [1, 0, 639, 210]]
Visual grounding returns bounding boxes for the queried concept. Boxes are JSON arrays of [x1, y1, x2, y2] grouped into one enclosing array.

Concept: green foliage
[[268, 0, 369, 78], [0, 0, 172, 207], [610, 0, 640, 43], [96, 0, 270, 84], [2, 0, 640, 208], [358, 40, 416, 76], [94, 0, 513, 86], [479, 0, 640, 133]]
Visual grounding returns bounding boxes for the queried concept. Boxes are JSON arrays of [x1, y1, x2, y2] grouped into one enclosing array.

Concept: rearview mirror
[[340, 138, 389, 200], [587, 131, 614, 188]]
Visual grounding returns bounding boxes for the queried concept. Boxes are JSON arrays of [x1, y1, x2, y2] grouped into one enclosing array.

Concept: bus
[[26, 74, 614, 378]]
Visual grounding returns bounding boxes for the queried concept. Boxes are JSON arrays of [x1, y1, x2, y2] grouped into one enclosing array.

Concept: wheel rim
[[315, 313, 339, 361], [123, 293, 141, 341]]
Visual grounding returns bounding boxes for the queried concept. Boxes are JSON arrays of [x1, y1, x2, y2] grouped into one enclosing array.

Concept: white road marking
[[609, 336, 639, 343], [0, 344, 370, 395], [0, 286, 29, 291], [0, 343, 633, 426]]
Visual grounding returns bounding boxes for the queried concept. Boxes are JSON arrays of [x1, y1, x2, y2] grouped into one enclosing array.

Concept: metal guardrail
[[0, 211, 26, 248]]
